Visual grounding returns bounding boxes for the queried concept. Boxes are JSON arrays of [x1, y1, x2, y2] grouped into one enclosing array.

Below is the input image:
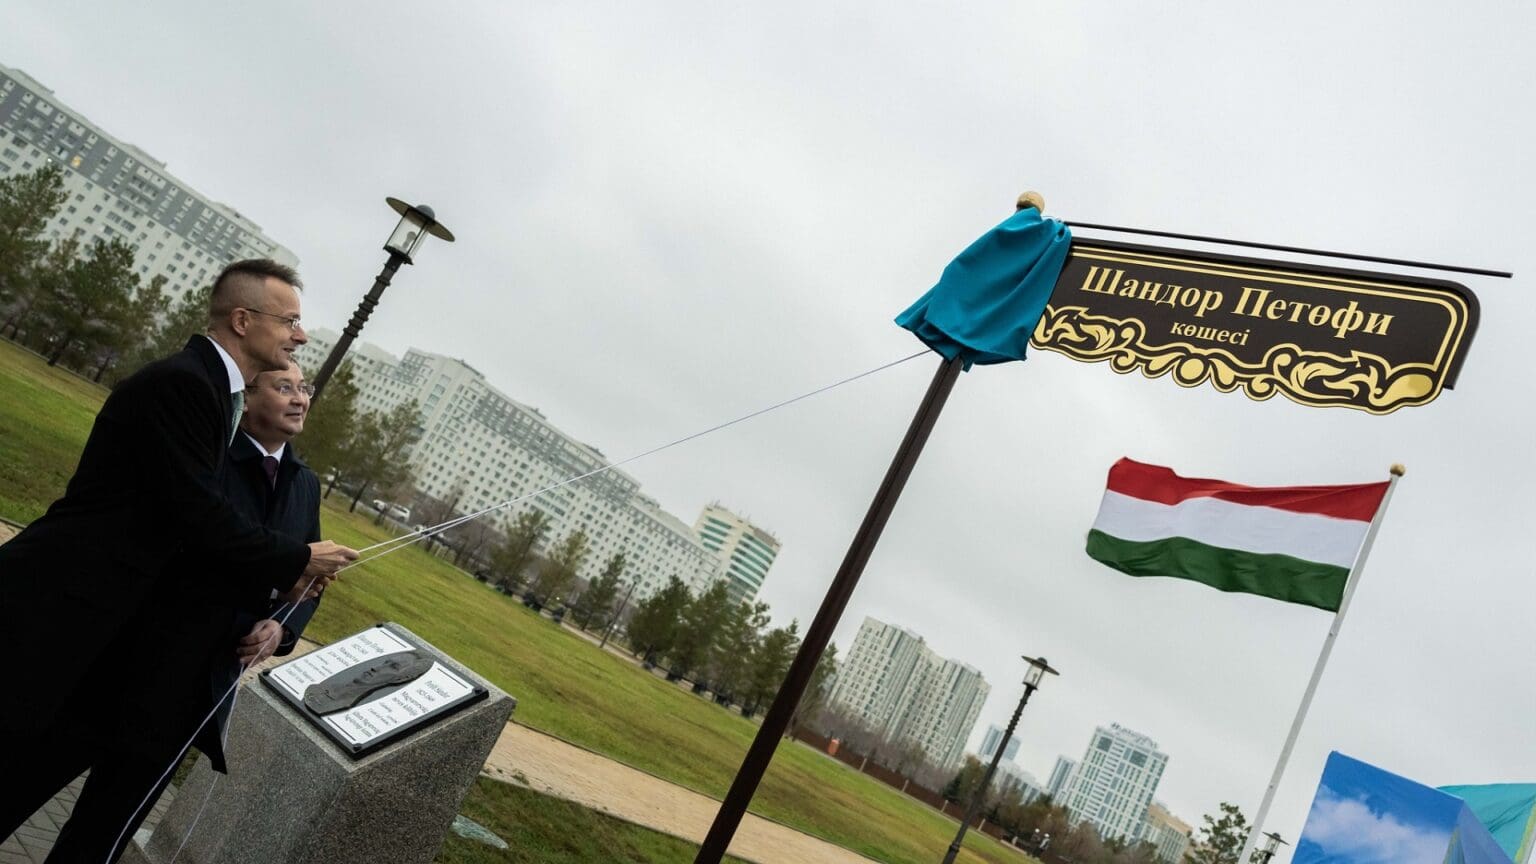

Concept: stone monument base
[[136, 623, 514, 864]]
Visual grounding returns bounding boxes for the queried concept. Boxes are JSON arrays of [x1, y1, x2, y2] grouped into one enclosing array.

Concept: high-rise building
[[979, 724, 1022, 762], [1046, 755, 1077, 800], [692, 503, 780, 606], [994, 762, 1046, 805], [825, 616, 990, 772], [1141, 803, 1193, 864], [294, 329, 722, 600], [0, 62, 297, 301], [1058, 723, 1169, 843]]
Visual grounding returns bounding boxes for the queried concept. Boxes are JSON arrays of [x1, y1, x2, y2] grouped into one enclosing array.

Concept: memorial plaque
[[262, 623, 488, 757], [1031, 239, 1480, 414]]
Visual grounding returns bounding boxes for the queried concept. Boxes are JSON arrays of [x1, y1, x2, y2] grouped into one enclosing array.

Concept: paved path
[[483, 722, 877, 864], [0, 775, 177, 864]]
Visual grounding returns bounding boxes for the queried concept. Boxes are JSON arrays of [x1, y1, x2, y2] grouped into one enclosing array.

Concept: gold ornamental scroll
[[1030, 239, 1480, 414]]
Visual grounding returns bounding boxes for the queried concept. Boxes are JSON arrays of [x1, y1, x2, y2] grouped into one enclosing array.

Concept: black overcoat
[[137, 432, 325, 771], [0, 337, 311, 734]]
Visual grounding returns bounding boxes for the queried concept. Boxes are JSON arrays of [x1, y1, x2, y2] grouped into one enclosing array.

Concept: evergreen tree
[[38, 236, 138, 366], [705, 600, 768, 704], [743, 619, 799, 715], [666, 579, 732, 680], [136, 284, 212, 368], [95, 274, 168, 383], [345, 399, 423, 512], [1184, 802, 1250, 864], [301, 361, 361, 490], [626, 576, 690, 663], [0, 163, 67, 330], [530, 529, 589, 604], [492, 508, 550, 593], [574, 552, 625, 630], [12, 237, 77, 347]]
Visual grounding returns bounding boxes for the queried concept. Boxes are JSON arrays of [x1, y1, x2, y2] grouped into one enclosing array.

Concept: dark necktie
[[262, 455, 280, 488]]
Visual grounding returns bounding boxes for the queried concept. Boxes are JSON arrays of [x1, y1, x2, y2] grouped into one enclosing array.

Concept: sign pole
[[693, 352, 964, 863], [1235, 464, 1405, 864]]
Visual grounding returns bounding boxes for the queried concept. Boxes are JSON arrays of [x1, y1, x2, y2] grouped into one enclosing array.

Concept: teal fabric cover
[[896, 207, 1072, 368], [1440, 783, 1536, 864]]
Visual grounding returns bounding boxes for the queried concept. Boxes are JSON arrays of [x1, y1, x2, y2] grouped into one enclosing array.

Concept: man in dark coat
[[188, 358, 329, 774], [37, 361, 333, 860], [0, 260, 357, 862]]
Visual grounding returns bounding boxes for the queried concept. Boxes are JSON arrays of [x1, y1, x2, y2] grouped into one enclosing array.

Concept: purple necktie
[[262, 455, 279, 488]]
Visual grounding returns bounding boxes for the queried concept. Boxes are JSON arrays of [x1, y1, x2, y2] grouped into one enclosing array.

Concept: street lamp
[[941, 654, 1059, 864], [1255, 832, 1288, 863], [310, 197, 455, 401]]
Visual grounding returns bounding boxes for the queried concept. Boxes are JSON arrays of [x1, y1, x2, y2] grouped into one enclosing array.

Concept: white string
[[106, 611, 290, 861], [347, 347, 934, 562], [166, 665, 242, 864], [107, 347, 932, 861]]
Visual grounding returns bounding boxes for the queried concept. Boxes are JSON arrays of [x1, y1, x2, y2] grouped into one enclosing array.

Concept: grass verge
[[439, 778, 749, 864]]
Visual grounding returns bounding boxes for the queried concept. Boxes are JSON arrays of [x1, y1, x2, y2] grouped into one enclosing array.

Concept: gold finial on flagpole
[[1016, 191, 1045, 213], [1390, 464, 1406, 477]]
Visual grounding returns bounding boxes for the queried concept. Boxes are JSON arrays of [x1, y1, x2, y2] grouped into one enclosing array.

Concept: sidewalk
[[484, 722, 877, 864], [0, 776, 177, 864]]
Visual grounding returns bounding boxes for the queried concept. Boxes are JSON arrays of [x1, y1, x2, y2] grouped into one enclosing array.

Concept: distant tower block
[[692, 503, 781, 606]]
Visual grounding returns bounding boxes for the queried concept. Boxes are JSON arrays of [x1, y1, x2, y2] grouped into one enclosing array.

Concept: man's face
[[243, 365, 310, 443], [241, 277, 308, 373]]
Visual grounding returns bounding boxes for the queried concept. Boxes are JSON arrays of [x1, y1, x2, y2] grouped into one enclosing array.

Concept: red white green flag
[[1086, 458, 1390, 611]]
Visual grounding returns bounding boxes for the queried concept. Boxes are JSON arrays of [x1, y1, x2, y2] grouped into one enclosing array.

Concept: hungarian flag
[[1086, 458, 1390, 612]]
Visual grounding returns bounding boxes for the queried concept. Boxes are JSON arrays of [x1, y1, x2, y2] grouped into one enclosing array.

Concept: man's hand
[[236, 619, 284, 667], [276, 578, 323, 605], [302, 540, 358, 592]]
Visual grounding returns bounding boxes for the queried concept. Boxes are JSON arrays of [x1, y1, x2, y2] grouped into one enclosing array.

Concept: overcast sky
[[6, 3, 1531, 857]]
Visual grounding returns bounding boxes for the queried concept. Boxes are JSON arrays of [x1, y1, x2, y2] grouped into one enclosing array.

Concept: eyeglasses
[[240, 307, 303, 332], [249, 381, 316, 399]]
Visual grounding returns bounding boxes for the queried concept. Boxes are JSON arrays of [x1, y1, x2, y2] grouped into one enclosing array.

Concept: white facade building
[[979, 724, 1022, 762], [1141, 803, 1193, 864], [0, 63, 297, 301], [692, 503, 781, 606], [294, 329, 722, 599], [1045, 755, 1077, 800], [993, 762, 1046, 805], [825, 616, 990, 772], [1059, 723, 1169, 844]]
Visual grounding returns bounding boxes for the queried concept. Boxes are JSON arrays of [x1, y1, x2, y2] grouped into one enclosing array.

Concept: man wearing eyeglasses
[[43, 362, 333, 859], [0, 259, 358, 862]]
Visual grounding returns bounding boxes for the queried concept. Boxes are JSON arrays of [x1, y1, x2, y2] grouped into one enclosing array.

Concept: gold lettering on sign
[[1032, 242, 1477, 415]]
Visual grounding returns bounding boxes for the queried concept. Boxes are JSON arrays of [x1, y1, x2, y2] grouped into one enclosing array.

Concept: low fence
[[786, 726, 1031, 850]]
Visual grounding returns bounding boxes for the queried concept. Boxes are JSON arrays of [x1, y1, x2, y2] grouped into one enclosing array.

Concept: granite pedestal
[[136, 623, 515, 864]]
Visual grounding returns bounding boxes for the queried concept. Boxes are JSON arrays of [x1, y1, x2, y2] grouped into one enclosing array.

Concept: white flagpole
[[1235, 464, 1405, 864]]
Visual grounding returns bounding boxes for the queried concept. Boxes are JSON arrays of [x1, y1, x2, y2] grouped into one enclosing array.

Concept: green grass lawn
[[439, 779, 749, 864], [0, 338, 1030, 864], [0, 341, 106, 524]]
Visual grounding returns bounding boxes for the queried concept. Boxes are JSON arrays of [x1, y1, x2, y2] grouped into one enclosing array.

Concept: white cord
[[105, 347, 932, 862]]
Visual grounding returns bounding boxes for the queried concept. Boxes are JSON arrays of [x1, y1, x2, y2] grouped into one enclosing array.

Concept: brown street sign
[[1030, 239, 1480, 414]]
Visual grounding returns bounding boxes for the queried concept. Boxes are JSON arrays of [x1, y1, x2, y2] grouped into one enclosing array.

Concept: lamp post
[[941, 655, 1059, 864], [1254, 831, 1288, 863], [310, 197, 455, 402]]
